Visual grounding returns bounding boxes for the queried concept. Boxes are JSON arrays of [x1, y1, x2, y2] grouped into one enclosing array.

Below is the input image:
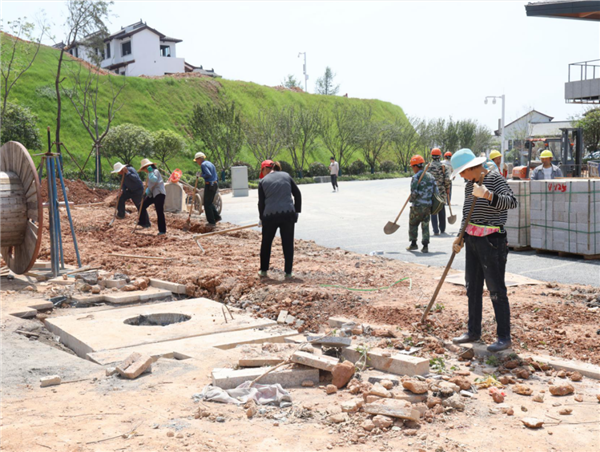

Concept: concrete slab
[[239, 357, 285, 367], [307, 335, 352, 348], [328, 316, 355, 328], [527, 354, 600, 380], [103, 287, 171, 304], [212, 365, 319, 389], [149, 278, 187, 295], [5, 297, 54, 318], [48, 277, 76, 286], [71, 293, 106, 305], [343, 346, 429, 376], [86, 327, 296, 365], [45, 298, 276, 358], [291, 351, 338, 371]]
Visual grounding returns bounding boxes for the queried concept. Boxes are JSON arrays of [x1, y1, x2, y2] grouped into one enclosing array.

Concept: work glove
[[472, 183, 490, 199], [453, 237, 464, 254], [145, 187, 151, 197], [196, 172, 201, 178]]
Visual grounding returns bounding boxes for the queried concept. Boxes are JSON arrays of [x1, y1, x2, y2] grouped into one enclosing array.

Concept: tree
[[354, 106, 394, 173], [390, 116, 422, 172], [320, 104, 360, 172], [280, 105, 322, 177], [0, 102, 42, 149], [577, 108, 600, 153], [282, 74, 301, 90], [103, 124, 153, 165], [54, 0, 112, 161], [1, 18, 48, 119], [244, 107, 285, 163], [151, 130, 187, 172], [189, 100, 245, 179], [315, 66, 339, 95], [63, 61, 125, 182], [471, 124, 493, 156]]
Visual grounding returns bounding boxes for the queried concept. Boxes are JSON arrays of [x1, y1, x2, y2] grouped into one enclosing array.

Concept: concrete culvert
[[124, 313, 191, 326]]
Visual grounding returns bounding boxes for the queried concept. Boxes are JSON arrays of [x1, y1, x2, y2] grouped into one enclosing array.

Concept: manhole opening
[[124, 313, 191, 326]]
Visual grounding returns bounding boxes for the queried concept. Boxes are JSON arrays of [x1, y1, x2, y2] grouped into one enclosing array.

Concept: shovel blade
[[383, 221, 400, 235], [448, 215, 457, 225]]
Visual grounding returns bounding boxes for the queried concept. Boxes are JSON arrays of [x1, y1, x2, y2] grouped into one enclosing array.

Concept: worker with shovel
[[427, 148, 451, 235], [138, 159, 167, 236], [407, 155, 437, 254], [450, 148, 518, 352], [111, 162, 144, 219], [193, 152, 222, 228]]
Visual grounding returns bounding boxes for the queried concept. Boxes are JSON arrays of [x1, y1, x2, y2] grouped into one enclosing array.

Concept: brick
[[277, 310, 288, 324], [291, 351, 338, 371], [364, 400, 421, 422], [342, 347, 429, 376], [149, 278, 187, 294], [212, 366, 319, 389], [104, 279, 127, 289], [116, 352, 153, 379], [40, 375, 61, 387]]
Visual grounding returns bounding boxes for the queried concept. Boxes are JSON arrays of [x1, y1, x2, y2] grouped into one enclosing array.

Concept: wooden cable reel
[[0, 141, 43, 274]]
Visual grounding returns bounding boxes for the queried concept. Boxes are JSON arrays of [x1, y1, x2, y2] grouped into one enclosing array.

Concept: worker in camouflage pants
[[407, 155, 438, 254], [427, 148, 451, 235]]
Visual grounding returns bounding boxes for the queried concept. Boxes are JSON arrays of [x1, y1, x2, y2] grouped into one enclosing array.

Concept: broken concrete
[[40, 375, 61, 387], [212, 366, 319, 389], [364, 400, 421, 422], [291, 351, 338, 371], [116, 353, 153, 379], [342, 346, 429, 376], [307, 335, 352, 348], [149, 278, 187, 295]]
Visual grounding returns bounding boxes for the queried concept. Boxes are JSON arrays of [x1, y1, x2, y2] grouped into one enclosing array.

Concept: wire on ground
[[320, 277, 411, 292]]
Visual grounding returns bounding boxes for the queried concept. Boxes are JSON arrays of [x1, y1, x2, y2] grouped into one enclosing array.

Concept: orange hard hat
[[410, 155, 425, 166], [444, 152, 452, 158], [431, 148, 442, 156]]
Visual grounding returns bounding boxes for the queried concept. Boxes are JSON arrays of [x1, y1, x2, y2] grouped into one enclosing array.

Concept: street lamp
[[484, 95, 506, 170], [298, 52, 308, 92]]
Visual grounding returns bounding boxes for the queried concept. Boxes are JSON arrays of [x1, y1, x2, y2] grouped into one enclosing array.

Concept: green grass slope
[[1, 32, 409, 177]]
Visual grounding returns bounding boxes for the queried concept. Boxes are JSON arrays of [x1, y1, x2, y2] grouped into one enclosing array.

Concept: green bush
[[308, 161, 329, 177], [151, 130, 187, 170], [380, 160, 397, 173], [0, 102, 42, 150], [104, 124, 154, 165], [348, 159, 366, 175]]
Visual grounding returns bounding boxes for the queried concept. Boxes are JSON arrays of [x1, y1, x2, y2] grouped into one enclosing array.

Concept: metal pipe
[[56, 154, 82, 268], [49, 157, 65, 269], [45, 157, 58, 277]]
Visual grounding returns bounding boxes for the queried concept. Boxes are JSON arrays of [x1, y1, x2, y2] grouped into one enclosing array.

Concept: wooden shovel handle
[[132, 179, 147, 234], [193, 223, 259, 239], [110, 173, 125, 222], [186, 175, 199, 223], [393, 162, 431, 225], [421, 173, 483, 323]]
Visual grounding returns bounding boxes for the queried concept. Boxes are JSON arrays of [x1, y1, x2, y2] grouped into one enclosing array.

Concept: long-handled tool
[[108, 173, 125, 227], [193, 223, 259, 254], [421, 174, 484, 323], [183, 175, 199, 232], [447, 202, 457, 225], [132, 181, 147, 234], [384, 163, 430, 235]]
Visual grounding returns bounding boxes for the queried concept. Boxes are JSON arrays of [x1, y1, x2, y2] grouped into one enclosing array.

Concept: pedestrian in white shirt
[[329, 157, 339, 192]]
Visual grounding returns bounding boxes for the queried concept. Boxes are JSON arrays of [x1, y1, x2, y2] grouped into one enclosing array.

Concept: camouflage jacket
[[410, 170, 438, 208], [427, 160, 451, 203]]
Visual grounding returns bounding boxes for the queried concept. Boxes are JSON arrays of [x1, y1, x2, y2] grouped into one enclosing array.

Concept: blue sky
[[2, 1, 598, 131]]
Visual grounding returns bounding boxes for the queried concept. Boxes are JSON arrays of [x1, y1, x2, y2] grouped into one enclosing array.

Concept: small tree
[[0, 102, 42, 149], [315, 66, 339, 95], [151, 130, 187, 172], [354, 106, 395, 173], [282, 74, 301, 89], [103, 124, 153, 165], [391, 116, 422, 172], [244, 107, 285, 162], [320, 103, 360, 172], [189, 100, 244, 179], [280, 105, 322, 177], [1, 18, 49, 119], [577, 108, 600, 153]]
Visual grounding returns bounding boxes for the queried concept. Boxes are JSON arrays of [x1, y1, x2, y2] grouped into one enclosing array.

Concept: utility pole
[[298, 52, 308, 93], [485, 94, 506, 171]]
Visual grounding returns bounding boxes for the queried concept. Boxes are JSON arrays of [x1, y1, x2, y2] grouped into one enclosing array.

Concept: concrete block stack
[[506, 181, 530, 248], [530, 179, 600, 256]]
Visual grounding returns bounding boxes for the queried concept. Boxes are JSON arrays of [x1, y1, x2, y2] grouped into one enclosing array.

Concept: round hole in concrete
[[124, 313, 191, 327]]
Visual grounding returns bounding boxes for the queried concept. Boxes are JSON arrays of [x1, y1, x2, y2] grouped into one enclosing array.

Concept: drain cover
[[124, 313, 191, 326]]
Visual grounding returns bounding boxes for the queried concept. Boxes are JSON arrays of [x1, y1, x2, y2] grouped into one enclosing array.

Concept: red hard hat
[[431, 148, 442, 156], [444, 152, 452, 158], [410, 155, 425, 166]]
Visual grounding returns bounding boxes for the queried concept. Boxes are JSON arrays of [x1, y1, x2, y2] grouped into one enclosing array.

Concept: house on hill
[[53, 20, 219, 78]]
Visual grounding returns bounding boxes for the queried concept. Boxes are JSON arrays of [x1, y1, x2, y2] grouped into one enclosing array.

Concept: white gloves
[[472, 183, 490, 199], [453, 237, 464, 254]]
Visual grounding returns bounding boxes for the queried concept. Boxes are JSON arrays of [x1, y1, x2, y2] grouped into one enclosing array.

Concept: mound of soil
[[40, 179, 112, 205]]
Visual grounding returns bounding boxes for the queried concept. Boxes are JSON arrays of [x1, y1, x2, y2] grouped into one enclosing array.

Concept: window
[[106, 43, 111, 59], [160, 45, 171, 57], [95, 47, 105, 60], [69, 47, 79, 58], [122, 41, 131, 56]]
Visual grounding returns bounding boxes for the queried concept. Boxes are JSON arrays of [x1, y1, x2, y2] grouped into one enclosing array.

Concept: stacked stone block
[[506, 180, 530, 248]]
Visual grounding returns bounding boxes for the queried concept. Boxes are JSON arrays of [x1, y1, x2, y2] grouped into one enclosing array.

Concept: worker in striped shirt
[[450, 148, 518, 353]]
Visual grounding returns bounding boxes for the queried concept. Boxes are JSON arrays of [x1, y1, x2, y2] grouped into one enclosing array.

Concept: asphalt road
[[219, 178, 600, 287]]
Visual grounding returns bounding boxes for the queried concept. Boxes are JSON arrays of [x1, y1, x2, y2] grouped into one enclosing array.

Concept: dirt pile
[[39, 179, 111, 204]]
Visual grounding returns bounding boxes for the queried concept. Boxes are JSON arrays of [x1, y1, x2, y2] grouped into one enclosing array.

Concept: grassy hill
[[1, 32, 409, 179]]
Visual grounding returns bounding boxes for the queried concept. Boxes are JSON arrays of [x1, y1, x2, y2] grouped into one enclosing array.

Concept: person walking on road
[[450, 148, 518, 352], [138, 159, 167, 236], [258, 160, 302, 279], [329, 157, 339, 192], [531, 150, 563, 180], [427, 148, 451, 235], [407, 155, 438, 254], [111, 162, 144, 219], [193, 152, 222, 227]]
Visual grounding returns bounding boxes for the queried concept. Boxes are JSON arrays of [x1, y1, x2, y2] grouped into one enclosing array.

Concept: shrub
[[103, 124, 154, 165], [0, 102, 42, 150], [380, 160, 397, 173], [231, 160, 260, 180], [348, 159, 366, 175], [151, 130, 187, 170], [308, 161, 329, 177]]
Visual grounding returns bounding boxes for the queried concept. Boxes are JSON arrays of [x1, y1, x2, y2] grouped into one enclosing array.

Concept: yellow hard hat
[[540, 150, 553, 159], [489, 150, 501, 160]]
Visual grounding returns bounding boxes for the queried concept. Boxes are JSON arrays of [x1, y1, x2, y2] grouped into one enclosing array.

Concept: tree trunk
[[55, 49, 65, 162]]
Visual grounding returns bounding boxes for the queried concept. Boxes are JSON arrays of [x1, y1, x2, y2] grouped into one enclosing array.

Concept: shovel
[[447, 203, 457, 225], [384, 163, 430, 235], [108, 173, 125, 227], [421, 174, 483, 323], [183, 175, 199, 232], [132, 181, 147, 234]]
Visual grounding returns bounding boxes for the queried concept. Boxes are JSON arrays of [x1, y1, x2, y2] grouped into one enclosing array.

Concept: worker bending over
[[531, 150, 563, 180], [111, 162, 143, 219], [450, 148, 518, 352], [407, 155, 438, 254]]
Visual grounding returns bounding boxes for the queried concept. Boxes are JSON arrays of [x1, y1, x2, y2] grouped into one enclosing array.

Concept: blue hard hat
[[450, 148, 487, 179]]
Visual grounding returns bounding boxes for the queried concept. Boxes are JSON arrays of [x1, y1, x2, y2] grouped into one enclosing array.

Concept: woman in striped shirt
[[450, 149, 518, 353]]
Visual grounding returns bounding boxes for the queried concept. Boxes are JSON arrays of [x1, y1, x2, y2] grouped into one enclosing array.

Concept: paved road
[[219, 178, 600, 286]]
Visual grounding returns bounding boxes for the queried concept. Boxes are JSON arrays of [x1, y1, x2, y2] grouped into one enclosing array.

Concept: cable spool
[[0, 141, 43, 274]]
